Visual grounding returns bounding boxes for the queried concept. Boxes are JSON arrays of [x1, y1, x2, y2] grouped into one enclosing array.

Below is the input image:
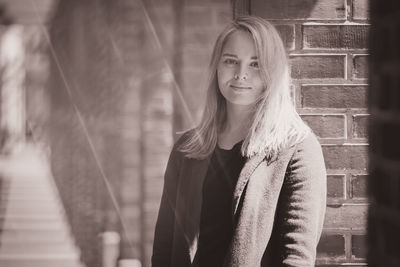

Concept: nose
[[234, 64, 248, 80]]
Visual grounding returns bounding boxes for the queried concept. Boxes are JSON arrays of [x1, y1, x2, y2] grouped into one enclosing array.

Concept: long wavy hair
[[178, 16, 310, 159]]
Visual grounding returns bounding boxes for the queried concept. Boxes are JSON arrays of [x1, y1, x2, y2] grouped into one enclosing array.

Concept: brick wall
[[45, 0, 372, 266], [248, 0, 369, 265]]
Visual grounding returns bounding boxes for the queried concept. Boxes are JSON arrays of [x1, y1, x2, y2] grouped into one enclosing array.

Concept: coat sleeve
[[151, 144, 182, 267], [274, 134, 327, 266]]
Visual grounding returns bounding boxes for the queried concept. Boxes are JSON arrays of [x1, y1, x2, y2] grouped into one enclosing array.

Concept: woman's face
[[217, 30, 264, 108]]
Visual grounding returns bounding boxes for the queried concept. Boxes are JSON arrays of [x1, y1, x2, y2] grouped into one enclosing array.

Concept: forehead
[[222, 30, 256, 55]]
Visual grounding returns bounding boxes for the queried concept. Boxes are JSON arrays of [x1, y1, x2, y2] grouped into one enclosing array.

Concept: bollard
[[118, 259, 142, 267], [101, 231, 120, 267]]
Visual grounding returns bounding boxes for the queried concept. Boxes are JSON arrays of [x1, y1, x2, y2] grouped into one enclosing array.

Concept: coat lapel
[[177, 156, 211, 264], [232, 153, 266, 217]]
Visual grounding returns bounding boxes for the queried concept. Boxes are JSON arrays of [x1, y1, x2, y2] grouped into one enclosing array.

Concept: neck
[[225, 103, 253, 132], [218, 103, 253, 149]]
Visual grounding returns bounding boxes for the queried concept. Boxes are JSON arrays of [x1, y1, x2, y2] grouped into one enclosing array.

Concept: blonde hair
[[179, 16, 310, 159]]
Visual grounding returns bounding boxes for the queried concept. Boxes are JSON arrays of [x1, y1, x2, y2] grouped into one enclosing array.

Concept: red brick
[[184, 6, 215, 27], [352, 55, 368, 79], [322, 145, 368, 170], [186, 0, 227, 2], [144, 164, 166, 179], [182, 49, 211, 71], [327, 175, 345, 198], [353, 0, 369, 20], [146, 11, 175, 50], [301, 114, 346, 139], [145, 184, 164, 200], [5, 0, 54, 24], [317, 234, 345, 258], [352, 115, 368, 138], [143, 243, 155, 267], [303, 25, 369, 49], [183, 28, 216, 48], [352, 234, 367, 259], [274, 24, 295, 50], [301, 85, 367, 108], [216, 6, 232, 25], [26, 55, 50, 85], [180, 69, 207, 127], [118, 0, 141, 7], [252, 0, 346, 20], [23, 27, 48, 53], [182, 70, 207, 108], [291, 55, 346, 79], [351, 175, 368, 198], [144, 212, 159, 229], [121, 175, 141, 203], [324, 204, 368, 228]]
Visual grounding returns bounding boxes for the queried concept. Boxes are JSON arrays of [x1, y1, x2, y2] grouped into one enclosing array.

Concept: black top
[[197, 141, 246, 267]]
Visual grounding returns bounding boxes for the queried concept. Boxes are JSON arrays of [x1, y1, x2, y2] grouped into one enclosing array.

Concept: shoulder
[[272, 132, 324, 169], [164, 131, 193, 176], [295, 132, 323, 154], [270, 132, 322, 163], [288, 132, 326, 173], [168, 129, 197, 162]]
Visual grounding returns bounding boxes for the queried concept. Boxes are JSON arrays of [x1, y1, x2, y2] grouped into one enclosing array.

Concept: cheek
[[252, 77, 265, 95], [216, 69, 222, 89], [254, 77, 264, 88], [217, 71, 226, 89], [251, 72, 264, 87], [217, 66, 234, 82]]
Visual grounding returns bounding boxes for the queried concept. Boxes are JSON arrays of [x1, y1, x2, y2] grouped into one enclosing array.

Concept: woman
[[152, 16, 326, 267]]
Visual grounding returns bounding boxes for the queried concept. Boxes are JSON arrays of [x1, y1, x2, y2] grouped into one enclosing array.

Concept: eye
[[250, 61, 259, 68], [223, 58, 238, 65]]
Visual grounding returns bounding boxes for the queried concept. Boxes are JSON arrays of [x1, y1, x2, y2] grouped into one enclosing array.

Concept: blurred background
[[0, 0, 389, 267]]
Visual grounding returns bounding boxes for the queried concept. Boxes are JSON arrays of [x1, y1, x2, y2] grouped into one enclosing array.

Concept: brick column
[[48, 1, 128, 266], [233, 0, 370, 265], [368, 1, 400, 266]]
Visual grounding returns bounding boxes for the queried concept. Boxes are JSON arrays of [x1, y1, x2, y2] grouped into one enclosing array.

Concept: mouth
[[230, 85, 251, 90]]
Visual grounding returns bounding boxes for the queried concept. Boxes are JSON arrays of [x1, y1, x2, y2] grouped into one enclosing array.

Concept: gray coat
[[152, 132, 326, 267]]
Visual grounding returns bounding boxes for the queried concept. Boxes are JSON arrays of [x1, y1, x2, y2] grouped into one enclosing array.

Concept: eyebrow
[[222, 53, 258, 60]]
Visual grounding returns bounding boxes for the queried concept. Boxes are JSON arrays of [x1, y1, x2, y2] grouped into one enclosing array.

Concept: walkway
[[0, 142, 85, 267]]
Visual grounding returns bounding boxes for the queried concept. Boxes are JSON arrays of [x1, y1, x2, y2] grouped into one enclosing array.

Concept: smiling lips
[[230, 84, 252, 90]]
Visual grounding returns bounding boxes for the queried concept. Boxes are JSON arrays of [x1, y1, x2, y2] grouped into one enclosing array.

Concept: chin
[[227, 99, 256, 107]]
